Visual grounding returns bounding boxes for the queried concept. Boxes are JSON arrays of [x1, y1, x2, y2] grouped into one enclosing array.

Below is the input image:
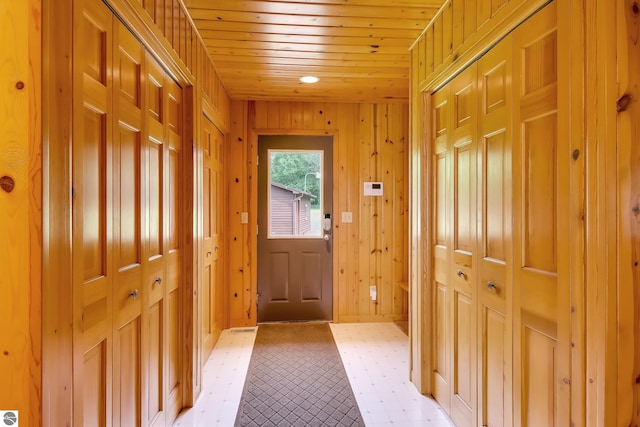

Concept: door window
[[268, 150, 323, 238]]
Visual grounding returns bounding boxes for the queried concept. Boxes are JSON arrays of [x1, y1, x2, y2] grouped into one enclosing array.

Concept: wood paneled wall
[[227, 101, 409, 326], [0, 1, 42, 426], [412, 0, 551, 91], [616, 0, 640, 425], [107, 0, 230, 130]]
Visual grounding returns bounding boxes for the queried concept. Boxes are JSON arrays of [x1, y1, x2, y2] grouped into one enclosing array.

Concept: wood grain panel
[[483, 308, 506, 427], [522, 326, 556, 427], [523, 115, 557, 273], [183, 0, 438, 102], [83, 342, 107, 427], [433, 282, 450, 411], [453, 291, 474, 423], [115, 319, 141, 427], [82, 109, 108, 280], [484, 133, 506, 261], [411, 0, 550, 92], [147, 301, 163, 423], [617, 0, 640, 425]]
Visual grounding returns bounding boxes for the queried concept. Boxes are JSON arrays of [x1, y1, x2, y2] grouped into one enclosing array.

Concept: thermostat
[[363, 182, 383, 196]]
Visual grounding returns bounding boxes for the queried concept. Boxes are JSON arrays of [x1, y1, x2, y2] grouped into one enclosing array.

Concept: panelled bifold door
[[430, 2, 570, 427], [72, 1, 185, 425]]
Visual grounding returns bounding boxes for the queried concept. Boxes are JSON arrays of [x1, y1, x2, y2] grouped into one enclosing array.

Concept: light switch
[[240, 212, 248, 224], [342, 212, 353, 223], [370, 285, 377, 302]]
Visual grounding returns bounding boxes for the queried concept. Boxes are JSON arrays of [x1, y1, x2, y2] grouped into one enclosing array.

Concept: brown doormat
[[234, 323, 365, 427]]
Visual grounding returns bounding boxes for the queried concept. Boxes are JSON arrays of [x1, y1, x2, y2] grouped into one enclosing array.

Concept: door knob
[[456, 270, 465, 279], [129, 289, 139, 299], [154, 277, 162, 285], [487, 282, 497, 292], [323, 234, 330, 241]]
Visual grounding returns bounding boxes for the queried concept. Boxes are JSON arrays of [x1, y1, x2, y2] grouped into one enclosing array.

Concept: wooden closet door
[[431, 64, 478, 427], [143, 56, 184, 425], [145, 55, 168, 427], [165, 74, 184, 424], [477, 37, 513, 427], [512, 3, 569, 426], [72, 1, 113, 425], [431, 84, 452, 413], [449, 64, 478, 427], [201, 111, 224, 360], [112, 19, 145, 427]]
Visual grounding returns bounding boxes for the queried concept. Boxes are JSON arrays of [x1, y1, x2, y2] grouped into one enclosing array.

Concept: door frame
[[256, 135, 334, 322], [249, 128, 340, 323]]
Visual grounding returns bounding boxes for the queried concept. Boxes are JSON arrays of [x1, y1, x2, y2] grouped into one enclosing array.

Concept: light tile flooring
[[173, 323, 454, 427]]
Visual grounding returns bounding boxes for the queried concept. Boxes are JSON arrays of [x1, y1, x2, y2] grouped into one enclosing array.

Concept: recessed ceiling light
[[300, 76, 319, 84]]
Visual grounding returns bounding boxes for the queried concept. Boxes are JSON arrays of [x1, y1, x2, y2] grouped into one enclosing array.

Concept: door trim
[[249, 129, 340, 323]]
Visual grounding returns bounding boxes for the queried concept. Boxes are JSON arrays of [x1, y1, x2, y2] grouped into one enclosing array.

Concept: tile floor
[[173, 323, 454, 427]]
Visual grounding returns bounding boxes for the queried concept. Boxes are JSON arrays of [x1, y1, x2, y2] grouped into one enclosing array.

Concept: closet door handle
[[129, 289, 139, 299], [456, 270, 465, 279], [487, 282, 497, 292], [154, 277, 162, 286]]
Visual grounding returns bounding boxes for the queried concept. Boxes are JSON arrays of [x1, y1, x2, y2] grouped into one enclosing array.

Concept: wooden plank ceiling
[[183, 0, 443, 103]]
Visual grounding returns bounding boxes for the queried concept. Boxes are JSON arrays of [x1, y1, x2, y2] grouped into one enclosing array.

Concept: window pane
[[268, 150, 322, 238]]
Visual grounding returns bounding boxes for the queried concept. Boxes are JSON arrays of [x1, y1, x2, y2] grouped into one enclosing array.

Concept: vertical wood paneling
[[228, 101, 253, 326], [463, 0, 477, 42], [434, 15, 444, 70], [359, 104, 375, 317], [43, 0, 74, 423], [617, 0, 640, 425], [227, 101, 408, 325], [411, 0, 549, 90]]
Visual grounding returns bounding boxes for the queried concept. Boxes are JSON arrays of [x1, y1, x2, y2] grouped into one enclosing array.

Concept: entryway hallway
[[173, 323, 454, 427]]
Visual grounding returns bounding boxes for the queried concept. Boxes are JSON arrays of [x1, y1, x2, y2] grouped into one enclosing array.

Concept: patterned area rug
[[234, 323, 365, 427]]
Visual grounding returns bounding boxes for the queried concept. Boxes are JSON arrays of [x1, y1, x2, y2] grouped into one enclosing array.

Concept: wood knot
[[572, 149, 580, 160], [636, 375, 640, 384], [15, 81, 24, 90], [617, 93, 632, 112], [633, 2, 639, 14], [0, 176, 15, 193]]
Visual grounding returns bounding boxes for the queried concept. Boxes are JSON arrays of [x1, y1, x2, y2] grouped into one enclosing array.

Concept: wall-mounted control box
[[363, 182, 383, 196]]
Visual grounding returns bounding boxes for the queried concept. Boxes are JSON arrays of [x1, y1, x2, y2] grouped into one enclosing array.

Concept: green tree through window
[[270, 152, 321, 207]]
